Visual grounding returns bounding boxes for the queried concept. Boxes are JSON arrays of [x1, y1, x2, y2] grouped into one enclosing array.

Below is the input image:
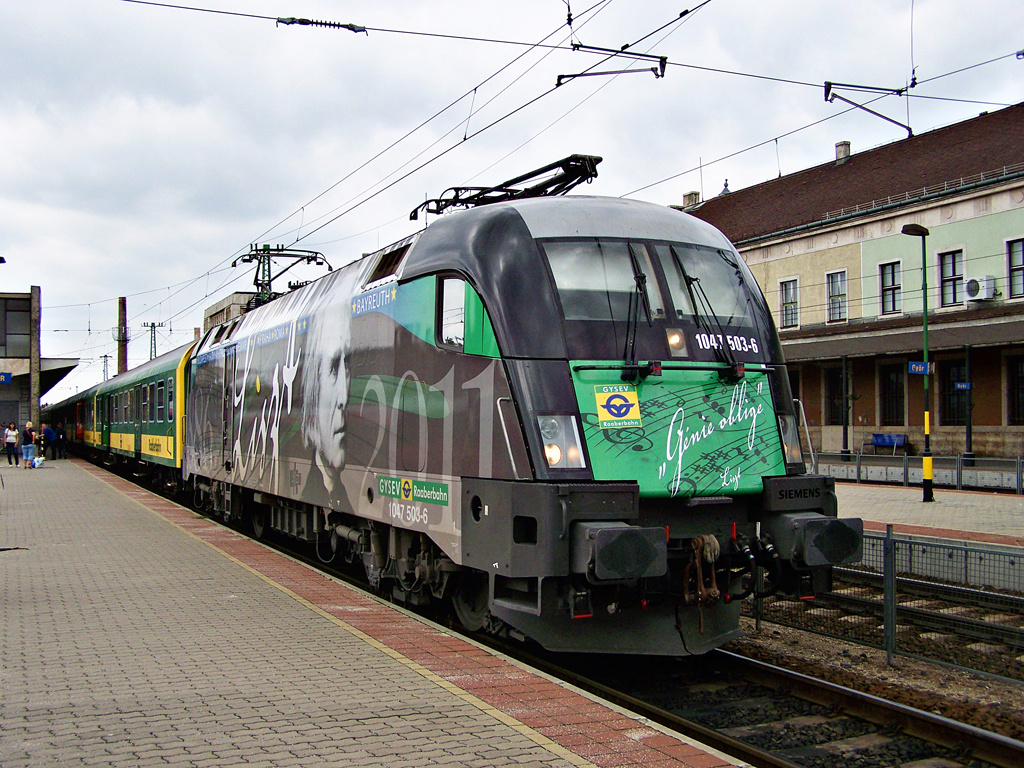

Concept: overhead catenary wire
[[101, 0, 619, 327], [623, 47, 1019, 199]]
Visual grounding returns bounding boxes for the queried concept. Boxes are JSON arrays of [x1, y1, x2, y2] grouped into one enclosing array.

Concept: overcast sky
[[4, 0, 1022, 402]]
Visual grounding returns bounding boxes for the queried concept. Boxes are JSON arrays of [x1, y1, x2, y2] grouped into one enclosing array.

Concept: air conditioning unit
[[966, 274, 997, 301]]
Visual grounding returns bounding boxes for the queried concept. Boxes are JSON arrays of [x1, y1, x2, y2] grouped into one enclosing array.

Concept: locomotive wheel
[[250, 507, 268, 540], [452, 571, 491, 632]]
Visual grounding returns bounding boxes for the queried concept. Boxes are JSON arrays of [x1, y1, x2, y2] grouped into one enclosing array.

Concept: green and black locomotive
[[50, 160, 862, 655]]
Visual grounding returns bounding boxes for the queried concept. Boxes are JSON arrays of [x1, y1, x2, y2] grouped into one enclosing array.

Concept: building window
[[939, 359, 967, 426], [879, 262, 901, 315], [826, 271, 847, 323], [824, 366, 846, 425], [779, 279, 798, 328], [1010, 356, 1024, 426], [1009, 239, 1024, 299], [940, 250, 964, 307], [1, 298, 31, 358], [879, 364, 905, 426]]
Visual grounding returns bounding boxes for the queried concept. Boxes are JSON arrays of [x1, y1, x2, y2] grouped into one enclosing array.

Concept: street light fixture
[[902, 223, 933, 502]]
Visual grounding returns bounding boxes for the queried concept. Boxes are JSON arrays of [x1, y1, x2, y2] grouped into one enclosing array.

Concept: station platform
[[835, 481, 1024, 548], [0, 458, 740, 768]]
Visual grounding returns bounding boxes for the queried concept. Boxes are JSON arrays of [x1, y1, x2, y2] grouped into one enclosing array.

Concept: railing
[[811, 451, 1024, 494], [821, 162, 1024, 221], [747, 527, 1024, 682]]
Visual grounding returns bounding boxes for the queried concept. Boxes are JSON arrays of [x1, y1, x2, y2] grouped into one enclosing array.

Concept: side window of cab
[[436, 276, 499, 357], [439, 277, 466, 351]]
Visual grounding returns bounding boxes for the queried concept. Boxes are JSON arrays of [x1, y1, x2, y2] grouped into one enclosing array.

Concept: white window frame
[[1008, 238, 1024, 299], [826, 270, 848, 323], [779, 278, 799, 329], [879, 261, 901, 315], [939, 249, 964, 307]]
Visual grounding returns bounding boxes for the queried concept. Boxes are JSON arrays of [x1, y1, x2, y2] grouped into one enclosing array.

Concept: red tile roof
[[687, 102, 1024, 244]]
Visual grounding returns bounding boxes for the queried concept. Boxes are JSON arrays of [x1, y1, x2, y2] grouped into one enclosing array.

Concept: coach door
[[100, 394, 111, 449], [133, 385, 143, 459], [221, 344, 236, 474]]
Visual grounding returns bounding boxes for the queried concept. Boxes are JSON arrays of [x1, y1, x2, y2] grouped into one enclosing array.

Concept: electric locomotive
[[182, 158, 863, 656]]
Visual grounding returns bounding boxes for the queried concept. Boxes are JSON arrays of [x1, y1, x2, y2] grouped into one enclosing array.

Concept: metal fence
[[812, 452, 1024, 494], [746, 527, 1024, 682]]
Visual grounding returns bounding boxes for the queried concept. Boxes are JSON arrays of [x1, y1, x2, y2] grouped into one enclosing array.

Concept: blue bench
[[862, 433, 910, 456]]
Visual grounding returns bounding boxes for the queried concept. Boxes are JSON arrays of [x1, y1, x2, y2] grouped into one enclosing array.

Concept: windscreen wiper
[[717, 248, 773, 353], [670, 246, 744, 382], [622, 244, 654, 380]]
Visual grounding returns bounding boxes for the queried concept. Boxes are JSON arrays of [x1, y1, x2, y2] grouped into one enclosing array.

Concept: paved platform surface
[[0, 458, 740, 768], [835, 481, 1024, 547]]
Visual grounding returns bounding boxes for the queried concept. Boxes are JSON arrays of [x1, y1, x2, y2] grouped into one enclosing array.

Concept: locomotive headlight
[[538, 417, 562, 441], [544, 443, 563, 466], [666, 327, 687, 357], [537, 415, 586, 469]]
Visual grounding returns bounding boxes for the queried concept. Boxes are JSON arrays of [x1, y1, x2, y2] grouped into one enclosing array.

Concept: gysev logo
[[378, 476, 450, 506], [595, 384, 642, 429]]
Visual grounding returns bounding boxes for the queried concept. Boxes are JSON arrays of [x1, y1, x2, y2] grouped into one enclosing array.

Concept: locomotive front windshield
[[541, 238, 771, 362]]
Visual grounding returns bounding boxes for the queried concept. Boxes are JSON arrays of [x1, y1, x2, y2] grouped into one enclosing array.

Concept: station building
[[685, 102, 1024, 458], [0, 287, 78, 427]]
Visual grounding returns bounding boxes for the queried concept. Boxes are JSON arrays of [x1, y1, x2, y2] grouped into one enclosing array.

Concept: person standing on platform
[[42, 423, 58, 461], [21, 421, 36, 469], [4, 421, 18, 466], [55, 422, 67, 459]]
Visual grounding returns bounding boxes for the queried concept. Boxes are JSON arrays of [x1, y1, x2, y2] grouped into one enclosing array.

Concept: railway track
[[751, 567, 1024, 683], [548, 650, 1024, 768]]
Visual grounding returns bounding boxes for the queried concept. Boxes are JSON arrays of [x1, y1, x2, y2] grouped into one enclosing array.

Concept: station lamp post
[[902, 223, 933, 502]]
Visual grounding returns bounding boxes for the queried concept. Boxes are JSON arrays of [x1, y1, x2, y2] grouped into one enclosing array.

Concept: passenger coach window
[[149, 383, 157, 422], [141, 388, 149, 423], [439, 277, 465, 350], [543, 240, 665, 321], [167, 379, 174, 422], [156, 381, 165, 422]]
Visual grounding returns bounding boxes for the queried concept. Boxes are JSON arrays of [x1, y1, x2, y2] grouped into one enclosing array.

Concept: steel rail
[[721, 650, 1024, 768], [821, 591, 1024, 647], [836, 566, 1024, 614]]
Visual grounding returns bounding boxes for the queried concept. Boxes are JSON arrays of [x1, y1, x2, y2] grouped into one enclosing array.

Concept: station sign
[[954, 382, 972, 391], [908, 361, 934, 375], [0, 372, 11, 384]]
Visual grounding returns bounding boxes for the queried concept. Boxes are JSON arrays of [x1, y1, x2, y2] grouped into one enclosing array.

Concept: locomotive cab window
[[541, 237, 768, 363], [439, 277, 465, 351], [654, 244, 756, 329], [436, 276, 500, 357], [543, 240, 666, 322]]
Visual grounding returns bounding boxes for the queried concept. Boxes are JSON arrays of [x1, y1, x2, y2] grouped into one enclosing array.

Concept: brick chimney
[[836, 140, 851, 165]]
